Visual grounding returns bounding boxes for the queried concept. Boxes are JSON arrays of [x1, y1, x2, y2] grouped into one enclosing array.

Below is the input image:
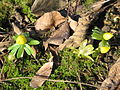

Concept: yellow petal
[[103, 33, 113, 40], [100, 47, 110, 53], [16, 35, 27, 44]]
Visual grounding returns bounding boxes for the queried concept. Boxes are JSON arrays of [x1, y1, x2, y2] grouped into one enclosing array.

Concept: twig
[[0, 77, 100, 88], [77, 72, 83, 90]]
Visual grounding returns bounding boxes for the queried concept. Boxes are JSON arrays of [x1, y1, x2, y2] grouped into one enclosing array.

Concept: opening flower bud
[[16, 35, 27, 44]]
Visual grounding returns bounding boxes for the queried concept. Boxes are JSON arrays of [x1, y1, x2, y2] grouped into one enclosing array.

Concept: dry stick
[[77, 72, 83, 90], [0, 77, 99, 88]]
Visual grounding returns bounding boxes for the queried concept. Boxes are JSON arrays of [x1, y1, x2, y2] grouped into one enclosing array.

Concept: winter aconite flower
[[8, 33, 40, 58], [100, 47, 110, 53], [103, 33, 113, 40], [16, 35, 27, 44]]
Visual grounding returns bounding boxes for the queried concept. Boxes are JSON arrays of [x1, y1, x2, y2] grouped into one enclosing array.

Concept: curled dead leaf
[[30, 60, 53, 88], [35, 11, 66, 31]]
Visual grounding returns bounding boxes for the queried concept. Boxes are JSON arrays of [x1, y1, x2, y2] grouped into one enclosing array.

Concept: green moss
[[0, 0, 35, 29]]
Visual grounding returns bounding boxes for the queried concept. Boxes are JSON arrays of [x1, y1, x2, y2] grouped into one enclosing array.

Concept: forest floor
[[0, 0, 120, 90]]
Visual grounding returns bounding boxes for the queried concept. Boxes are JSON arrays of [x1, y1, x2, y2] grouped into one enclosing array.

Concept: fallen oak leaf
[[30, 59, 53, 88]]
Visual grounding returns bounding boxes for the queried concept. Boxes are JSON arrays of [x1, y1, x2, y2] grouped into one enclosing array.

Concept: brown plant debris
[[35, 11, 66, 31], [12, 22, 22, 35], [58, 0, 117, 50], [45, 21, 70, 46], [30, 60, 53, 88], [59, 15, 90, 50], [100, 57, 120, 90]]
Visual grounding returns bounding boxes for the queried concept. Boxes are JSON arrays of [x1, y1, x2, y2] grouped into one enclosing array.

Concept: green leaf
[[28, 40, 40, 45], [99, 40, 110, 47], [8, 44, 19, 50], [85, 56, 94, 61], [91, 27, 103, 40], [24, 46, 32, 55], [17, 45, 24, 58], [9, 44, 21, 55], [25, 44, 34, 54]]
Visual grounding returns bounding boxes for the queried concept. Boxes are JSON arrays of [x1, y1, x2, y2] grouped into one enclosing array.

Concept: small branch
[[0, 77, 100, 88]]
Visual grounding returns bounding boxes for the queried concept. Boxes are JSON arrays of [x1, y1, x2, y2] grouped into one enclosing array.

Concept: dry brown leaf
[[100, 57, 120, 90], [35, 11, 66, 31], [35, 12, 54, 30], [68, 16, 78, 31], [46, 21, 70, 45], [30, 60, 53, 88], [12, 23, 22, 35], [52, 11, 66, 27]]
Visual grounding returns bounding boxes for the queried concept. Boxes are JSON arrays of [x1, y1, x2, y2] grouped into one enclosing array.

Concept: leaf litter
[[0, 0, 120, 89]]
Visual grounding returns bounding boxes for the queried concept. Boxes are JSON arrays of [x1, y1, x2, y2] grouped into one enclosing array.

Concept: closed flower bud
[[100, 47, 110, 53], [103, 33, 113, 40]]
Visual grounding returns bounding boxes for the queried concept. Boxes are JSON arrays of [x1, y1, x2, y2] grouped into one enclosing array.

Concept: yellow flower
[[100, 47, 110, 53], [103, 33, 113, 40], [16, 35, 27, 44]]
